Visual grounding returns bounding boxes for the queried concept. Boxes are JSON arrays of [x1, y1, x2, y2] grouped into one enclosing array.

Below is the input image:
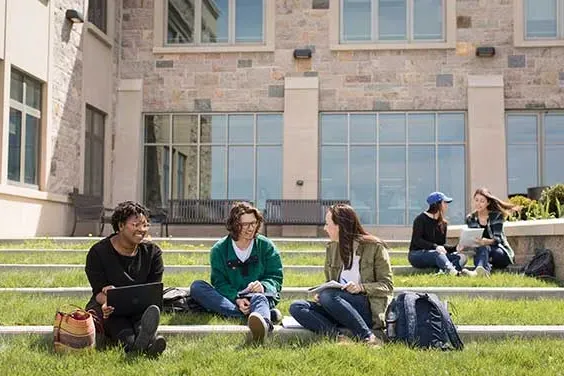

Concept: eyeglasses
[[240, 221, 258, 229], [127, 221, 150, 229]]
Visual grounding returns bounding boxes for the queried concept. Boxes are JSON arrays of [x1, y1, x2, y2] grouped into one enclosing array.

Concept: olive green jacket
[[324, 240, 394, 329]]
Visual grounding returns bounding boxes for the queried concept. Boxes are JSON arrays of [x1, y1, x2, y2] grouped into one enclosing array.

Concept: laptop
[[107, 282, 163, 316]]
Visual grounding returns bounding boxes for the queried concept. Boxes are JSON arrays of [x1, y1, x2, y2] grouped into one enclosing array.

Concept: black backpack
[[520, 248, 555, 279], [385, 292, 464, 351], [162, 287, 206, 313]]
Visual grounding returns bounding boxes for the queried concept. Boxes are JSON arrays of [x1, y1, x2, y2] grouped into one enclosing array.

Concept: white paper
[[281, 316, 303, 329], [307, 280, 344, 294], [458, 227, 484, 248]]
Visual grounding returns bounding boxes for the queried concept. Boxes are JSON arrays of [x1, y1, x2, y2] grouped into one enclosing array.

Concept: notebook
[[106, 282, 163, 316]]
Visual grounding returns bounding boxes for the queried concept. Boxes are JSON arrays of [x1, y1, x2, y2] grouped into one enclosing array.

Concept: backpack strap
[[402, 292, 420, 345], [422, 293, 464, 350]]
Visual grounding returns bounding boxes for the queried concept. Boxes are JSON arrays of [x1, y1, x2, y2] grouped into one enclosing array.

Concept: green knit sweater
[[210, 234, 283, 306]]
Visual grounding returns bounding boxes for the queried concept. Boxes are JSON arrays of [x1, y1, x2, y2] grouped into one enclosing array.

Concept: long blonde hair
[[473, 187, 518, 218]]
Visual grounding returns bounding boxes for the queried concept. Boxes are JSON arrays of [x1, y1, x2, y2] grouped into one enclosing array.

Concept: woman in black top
[[408, 192, 467, 275], [85, 201, 166, 356]]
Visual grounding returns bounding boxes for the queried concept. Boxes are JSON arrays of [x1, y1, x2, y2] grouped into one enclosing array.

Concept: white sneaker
[[460, 268, 477, 277], [248, 312, 268, 343], [475, 266, 490, 277], [448, 268, 459, 276]]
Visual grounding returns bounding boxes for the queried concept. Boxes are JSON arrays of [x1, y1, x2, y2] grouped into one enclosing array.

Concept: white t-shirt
[[232, 239, 253, 262], [340, 254, 361, 284]]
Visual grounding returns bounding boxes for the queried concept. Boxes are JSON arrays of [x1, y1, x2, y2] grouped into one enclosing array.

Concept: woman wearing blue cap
[[408, 192, 467, 275]]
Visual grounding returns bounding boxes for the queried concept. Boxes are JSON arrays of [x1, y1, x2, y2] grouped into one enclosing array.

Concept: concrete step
[[1, 286, 562, 300], [0, 264, 425, 275], [1, 324, 563, 342], [0, 237, 410, 249]]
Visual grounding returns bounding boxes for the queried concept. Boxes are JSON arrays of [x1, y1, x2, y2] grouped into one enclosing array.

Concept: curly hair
[[111, 201, 150, 232], [225, 202, 263, 241]]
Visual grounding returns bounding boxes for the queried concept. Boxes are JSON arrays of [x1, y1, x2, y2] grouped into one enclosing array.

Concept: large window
[[88, 0, 107, 33], [167, 0, 265, 45], [143, 113, 283, 210], [8, 69, 41, 186], [320, 112, 466, 225], [506, 113, 564, 195], [340, 0, 445, 43], [84, 106, 105, 197], [524, 0, 564, 40]]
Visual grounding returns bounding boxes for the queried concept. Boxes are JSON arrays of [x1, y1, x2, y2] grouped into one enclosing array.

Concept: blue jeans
[[408, 250, 467, 272], [189, 280, 272, 326], [289, 288, 373, 340], [474, 246, 511, 272]]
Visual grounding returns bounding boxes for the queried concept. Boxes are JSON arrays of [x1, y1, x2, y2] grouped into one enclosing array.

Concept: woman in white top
[[289, 204, 394, 347]]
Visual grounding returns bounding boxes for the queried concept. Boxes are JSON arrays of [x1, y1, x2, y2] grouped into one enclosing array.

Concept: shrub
[[508, 196, 533, 221], [539, 184, 564, 218], [525, 199, 556, 220]]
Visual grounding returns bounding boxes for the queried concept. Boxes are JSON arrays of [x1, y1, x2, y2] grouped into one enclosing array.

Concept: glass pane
[[438, 146, 465, 224], [202, 0, 228, 43], [320, 146, 347, 199], [507, 144, 537, 196], [545, 145, 564, 186], [350, 114, 376, 143], [91, 139, 104, 197], [257, 146, 282, 209], [201, 115, 227, 143], [200, 146, 227, 199], [379, 146, 406, 225], [235, 0, 263, 43], [438, 113, 465, 142], [84, 134, 92, 195], [413, 0, 443, 40], [167, 0, 195, 44], [228, 146, 254, 200], [8, 109, 22, 182], [350, 146, 376, 225], [144, 146, 169, 210], [342, 0, 372, 42], [379, 113, 406, 143], [172, 146, 198, 199], [408, 146, 435, 222], [379, 0, 406, 41], [25, 78, 42, 110], [507, 114, 537, 143], [544, 114, 564, 143], [93, 111, 104, 138], [228, 115, 254, 143], [85, 107, 93, 135], [257, 114, 283, 143], [145, 115, 170, 143], [173, 115, 198, 143], [320, 114, 347, 143], [525, 0, 557, 38], [10, 71, 23, 102], [408, 113, 434, 143]]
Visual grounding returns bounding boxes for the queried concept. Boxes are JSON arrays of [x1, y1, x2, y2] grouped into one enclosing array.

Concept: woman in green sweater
[[190, 202, 283, 343]]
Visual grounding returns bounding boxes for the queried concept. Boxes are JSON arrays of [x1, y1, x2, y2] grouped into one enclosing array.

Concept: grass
[[0, 270, 558, 289], [0, 336, 563, 376], [1, 293, 564, 326], [0, 252, 409, 266]]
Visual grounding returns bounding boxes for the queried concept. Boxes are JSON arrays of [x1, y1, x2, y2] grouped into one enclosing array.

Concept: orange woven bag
[[53, 306, 96, 353]]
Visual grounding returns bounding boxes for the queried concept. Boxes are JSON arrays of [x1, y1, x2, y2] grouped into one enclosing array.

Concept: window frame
[[319, 111, 467, 225], [84, 105, 106, 198], [87, 0, 107, 34], [514, 0, 564, 47], [330, 0, 456, 51], [7, 69, 42, 188]]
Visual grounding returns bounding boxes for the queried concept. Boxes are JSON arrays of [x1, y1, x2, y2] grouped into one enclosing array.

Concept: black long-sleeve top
[[85, 235, 164, 309], [409, 212, 457, 253]]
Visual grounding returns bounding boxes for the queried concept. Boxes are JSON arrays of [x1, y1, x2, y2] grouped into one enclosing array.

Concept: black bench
[[69, 192, 113, 236], [263, 199, 351, 236], [161, 199, 252, 237]]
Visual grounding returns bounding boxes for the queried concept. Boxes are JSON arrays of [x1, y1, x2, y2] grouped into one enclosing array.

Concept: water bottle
[[386, 309, 398, 339]]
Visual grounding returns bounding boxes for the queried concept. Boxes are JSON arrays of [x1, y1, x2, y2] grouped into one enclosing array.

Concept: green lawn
[[0, 336, 562, 376]]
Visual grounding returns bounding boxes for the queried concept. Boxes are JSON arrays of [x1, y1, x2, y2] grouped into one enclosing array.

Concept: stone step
[[0, 237, 410, 249], [0, 264, 425, 275], [1, 286, 561, 300], [1, 324, 563, 342]]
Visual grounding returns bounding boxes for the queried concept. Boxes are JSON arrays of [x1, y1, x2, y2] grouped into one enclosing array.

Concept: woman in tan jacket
[[289, 204, 394, 346]]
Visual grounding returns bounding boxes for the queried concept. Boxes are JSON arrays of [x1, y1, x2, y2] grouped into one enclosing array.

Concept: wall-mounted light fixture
[[66, 9, 84, 23], [476, 46, 495, 57], [296, 180, 304, 186], [293, 48, 313, 59]]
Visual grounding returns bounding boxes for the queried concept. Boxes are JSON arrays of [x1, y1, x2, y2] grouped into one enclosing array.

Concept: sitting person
[[85, 201, 166, 356], [289, 204, 393, 347], [461, 188, 517, 277], [189, 202, 283, 343], [408, 192, 467, 275]]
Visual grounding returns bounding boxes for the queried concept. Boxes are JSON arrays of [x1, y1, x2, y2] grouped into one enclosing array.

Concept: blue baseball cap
[[426, 192, 453, 205]]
